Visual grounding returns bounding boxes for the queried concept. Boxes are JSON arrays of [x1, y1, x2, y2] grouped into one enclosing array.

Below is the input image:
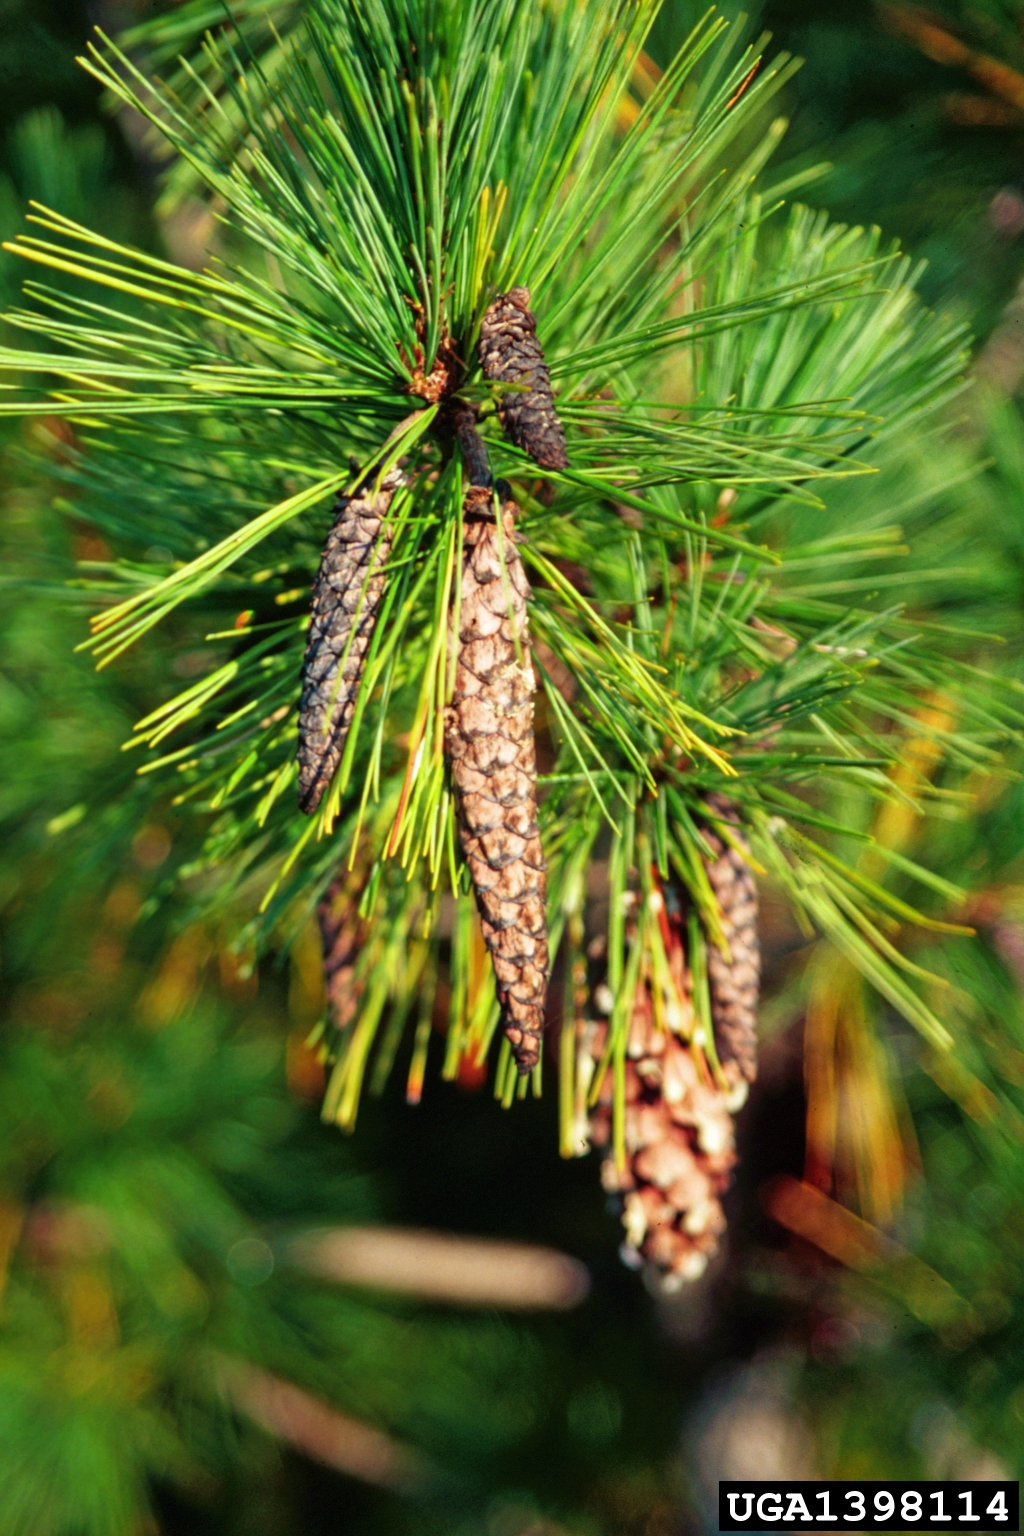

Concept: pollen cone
[[297, 467, 403, 814], [445, 485, 549, 1073], [479, 288, 568, 471]]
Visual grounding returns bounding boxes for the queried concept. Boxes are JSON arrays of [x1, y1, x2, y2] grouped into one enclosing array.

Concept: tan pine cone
[[586, 859, 757, 1291], [445, 485, 549, 1073], [701, 811, 760, 1084], [589, 1008, 749, 1291], [297, 467, 403, 814], [478, 288, 568, 471]]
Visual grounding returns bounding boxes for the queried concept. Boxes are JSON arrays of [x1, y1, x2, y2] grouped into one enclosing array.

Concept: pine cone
[[701, 817, 760, 1084], [586, 856, 758, 1290], [478, 288, 568, 471], [297, 468, 402, 814], [445, 485, 549, 1073], [318, 869, 367, 1033], [588, 1007, 749, 1292]]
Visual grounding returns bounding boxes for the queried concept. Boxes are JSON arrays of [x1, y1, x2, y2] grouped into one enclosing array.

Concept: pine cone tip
[[503, 1007, 544, 1074]]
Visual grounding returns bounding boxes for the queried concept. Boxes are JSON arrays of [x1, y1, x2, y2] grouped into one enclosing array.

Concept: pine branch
[[2, 0, 1022, 1225]]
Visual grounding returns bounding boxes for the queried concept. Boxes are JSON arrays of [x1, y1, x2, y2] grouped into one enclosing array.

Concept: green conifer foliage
[[0, 423, 581, 1535], [1, 0, 1020, 1192]]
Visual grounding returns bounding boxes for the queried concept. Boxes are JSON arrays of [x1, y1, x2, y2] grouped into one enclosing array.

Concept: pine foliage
[[1, 0, 1021, 1184]]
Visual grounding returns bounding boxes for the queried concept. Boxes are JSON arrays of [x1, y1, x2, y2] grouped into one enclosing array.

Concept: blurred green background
[[3, 1, 1024, 1532]]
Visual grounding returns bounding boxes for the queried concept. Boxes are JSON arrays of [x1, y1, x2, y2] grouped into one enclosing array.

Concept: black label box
[[719, 1481, 1019, 1533]]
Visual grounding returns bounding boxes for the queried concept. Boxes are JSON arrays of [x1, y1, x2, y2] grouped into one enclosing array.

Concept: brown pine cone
[[318, 869, 367, 1034], [478, 288, 568, 471], [445, 485, 549, 1073], [588, 1006, 749, 1292], [701, 818, 760, 1084], [297, 468, 403, 814]]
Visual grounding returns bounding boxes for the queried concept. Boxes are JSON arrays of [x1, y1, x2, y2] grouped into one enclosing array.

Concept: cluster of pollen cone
[[294, 284, 760, 1279]]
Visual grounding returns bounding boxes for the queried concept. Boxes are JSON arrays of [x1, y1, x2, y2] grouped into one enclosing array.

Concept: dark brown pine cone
[[444, 485, 549, 1073], [478, 287, 568, 471], [701, 814, 760, 1084], [297, 467, 403, 814]]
